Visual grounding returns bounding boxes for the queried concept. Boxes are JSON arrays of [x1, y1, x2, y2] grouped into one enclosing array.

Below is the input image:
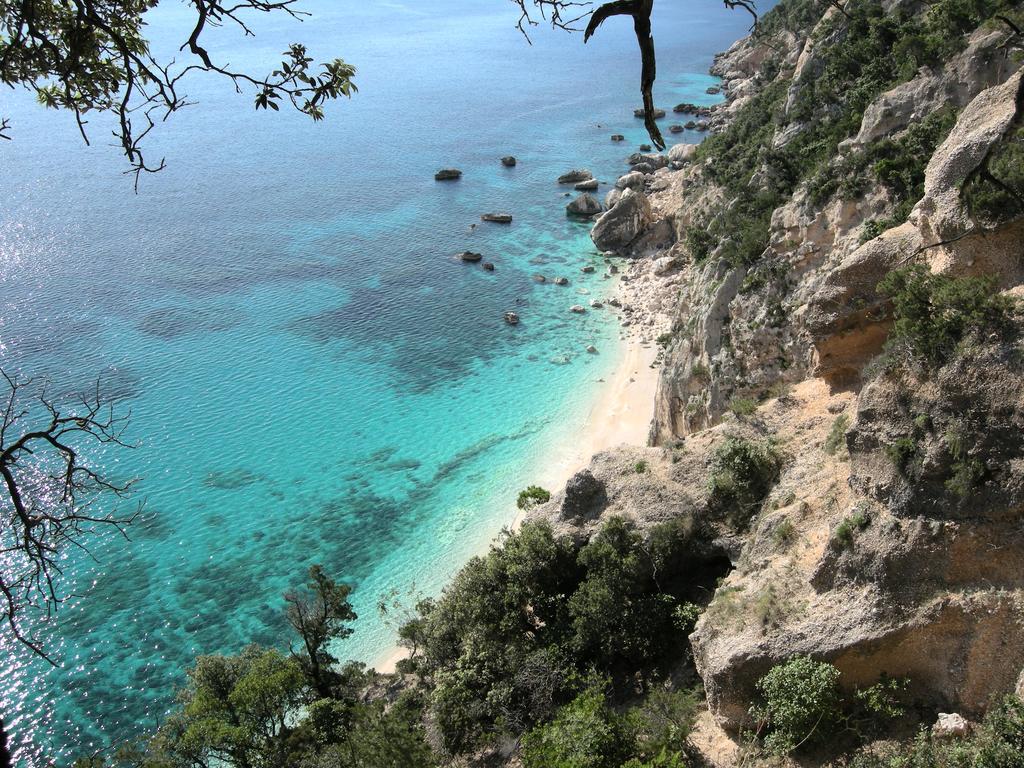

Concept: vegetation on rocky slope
[[687, 0, 1019, 269], [76, 0, 1024, 764]]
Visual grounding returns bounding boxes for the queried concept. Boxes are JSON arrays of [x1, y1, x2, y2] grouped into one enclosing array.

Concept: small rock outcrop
[[560, 469, 607, 521], [458, 251, 482, 262], [558, 169, 593, 184], [501, 156, 517, 167], [481, 213, 513, 224], [634, 108, 667, 119], [435, 169, 462, 181]]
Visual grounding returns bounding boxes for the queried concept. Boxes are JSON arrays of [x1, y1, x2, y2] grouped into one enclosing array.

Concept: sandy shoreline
[[373, 321, 661, 673]]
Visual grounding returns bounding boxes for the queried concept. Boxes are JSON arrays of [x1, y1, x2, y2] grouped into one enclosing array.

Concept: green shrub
[[851, 676, 908, 738], [728, 397, 758, 417], [940, 424, 988, 497], [878, 265, 1018, 369], [885, 436, 919, 474], [833, 509, 870, 549], [708, 437, 785, 530], [627, 688, 700, 760], [772, 519, 796, 547], [825, 414, 850, 456], [518, 485, 552, 510], [656, 332, 674, 347], [635, 460, 649, 474], [754, 656, 842, 755], [846, 694, 1024, 768], [964, 124, 1024, 224], [521, 685, 634, 768], [672, 602, 702, 635]]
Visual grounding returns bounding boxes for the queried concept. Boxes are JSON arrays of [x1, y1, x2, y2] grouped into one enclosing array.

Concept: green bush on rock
[[518, 485, 553, 509], [878, 265, 1018, 370], [707, 437, 784, 530]]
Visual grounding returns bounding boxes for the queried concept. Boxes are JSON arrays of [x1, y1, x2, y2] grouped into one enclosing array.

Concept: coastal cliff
[[526, 0, 1024, 762]]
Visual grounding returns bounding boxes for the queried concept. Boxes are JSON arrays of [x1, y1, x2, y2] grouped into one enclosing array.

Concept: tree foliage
[[0, 0, 358, 183], [402, 517, 708, 755], [284, 564, 357, 698]]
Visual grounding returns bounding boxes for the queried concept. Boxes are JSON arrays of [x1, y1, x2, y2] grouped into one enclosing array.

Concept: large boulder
[[566, 193, 603, 218], [669, 143, 698, 163], [591, 188, 653, 252], [615, 171, 646, 191]]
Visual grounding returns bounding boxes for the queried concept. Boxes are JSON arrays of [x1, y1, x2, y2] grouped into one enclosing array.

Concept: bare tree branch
[[0, 369, 139, 665]]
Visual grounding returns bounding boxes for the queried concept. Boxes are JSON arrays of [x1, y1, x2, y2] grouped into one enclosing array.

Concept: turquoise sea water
[[0, 1, 757, 763]]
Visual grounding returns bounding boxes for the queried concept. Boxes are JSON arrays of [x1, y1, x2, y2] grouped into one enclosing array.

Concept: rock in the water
[[695, 120, 710, 132], [575, 178, 599, 192], [570, 304, 586, 313], [639, 143, 653, 152], [633, 108, 666, 119], [685, 120, 697, 129], [481, 213, 513, 223], [586, 344, 598, 354], [558, 169, 593, 184], [611, 134, 625, 142], [608, 297, 622, 307], [554, 277, 569, 285], [533, 274, 547, 283], [561, 469, 607, 520], [706, 85, 721, 94], [591, 187, 653, 252], [589, 299, 603, 308], [673, 102, 713, 116], [501, 156, 517, 167], [483, 262, 495, 271], [435, 168, 462, 181], [933, 713, 971, 739], [566, 193, 603, 218], [669, 124, 684, 133], [581, 265, 596, 273], [503, 311, 519, 325], [459, 251, 483, 262]]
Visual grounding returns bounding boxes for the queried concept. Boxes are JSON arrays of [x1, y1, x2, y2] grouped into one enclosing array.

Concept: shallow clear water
[[0, 1, 755, 763]]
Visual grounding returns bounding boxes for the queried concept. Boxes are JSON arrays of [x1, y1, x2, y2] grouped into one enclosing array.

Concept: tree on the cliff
[[284, 564, 357, 699], [2, 1, 757, 175], [0, 370, 137, 663]]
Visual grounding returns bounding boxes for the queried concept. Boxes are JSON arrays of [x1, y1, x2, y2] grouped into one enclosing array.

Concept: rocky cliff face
[[538, 0, 1024, 756]]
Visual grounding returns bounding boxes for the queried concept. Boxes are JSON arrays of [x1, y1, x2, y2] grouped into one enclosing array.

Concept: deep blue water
[[0, 1, 755, 763]]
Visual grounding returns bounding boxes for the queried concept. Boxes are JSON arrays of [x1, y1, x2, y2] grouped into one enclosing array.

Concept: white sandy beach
[[374, 328, 661, 673]]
